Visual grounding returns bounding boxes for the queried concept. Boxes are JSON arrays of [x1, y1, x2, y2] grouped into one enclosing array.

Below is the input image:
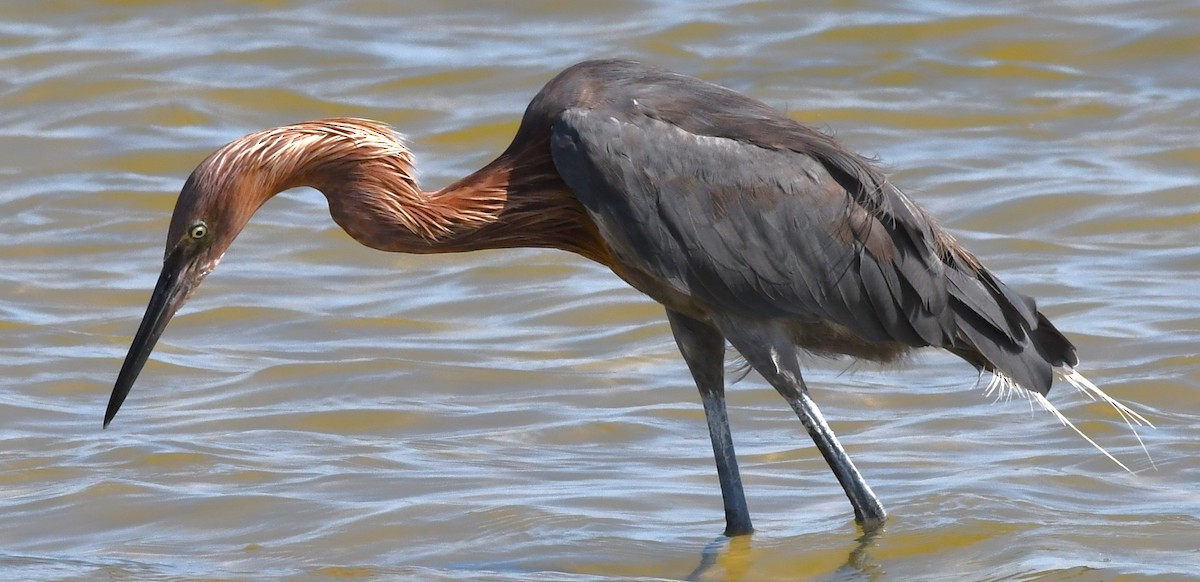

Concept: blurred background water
[[1, 1, 1197, 580]]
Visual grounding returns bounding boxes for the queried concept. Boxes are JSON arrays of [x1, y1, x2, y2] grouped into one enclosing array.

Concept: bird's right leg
[[666, 310, 753, 537], [718, 318, 887, 531]]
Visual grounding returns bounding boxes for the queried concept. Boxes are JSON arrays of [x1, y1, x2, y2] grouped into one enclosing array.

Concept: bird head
[[104, 118, 415, 427], [103, 163, 250, 427]]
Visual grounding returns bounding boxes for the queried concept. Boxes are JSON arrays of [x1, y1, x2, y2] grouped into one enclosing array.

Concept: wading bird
[[107, 59, 1149, 536]]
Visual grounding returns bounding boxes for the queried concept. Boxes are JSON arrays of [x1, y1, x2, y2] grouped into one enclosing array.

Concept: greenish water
[[1, 1, 1197, 580]]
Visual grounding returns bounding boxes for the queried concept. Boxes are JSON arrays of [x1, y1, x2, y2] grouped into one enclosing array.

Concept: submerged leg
[[667, 310, 753, 537], [719, 318, 887, 529]]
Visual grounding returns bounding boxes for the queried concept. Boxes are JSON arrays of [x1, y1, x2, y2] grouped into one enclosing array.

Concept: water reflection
[[687, 526, 886, 582], [688, 535, 757, 582]]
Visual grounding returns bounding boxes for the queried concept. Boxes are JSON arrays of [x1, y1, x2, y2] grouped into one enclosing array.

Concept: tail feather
[[952, 301, 1054, 394], [944, 262, 1152, 471], [1031, 312, 1079, 368], [1061, 368, 1155, 468], [984, 367, 1154, 473]]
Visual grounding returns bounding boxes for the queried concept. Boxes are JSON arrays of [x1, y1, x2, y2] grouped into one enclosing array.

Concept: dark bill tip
[[105, 252, 194, 427]]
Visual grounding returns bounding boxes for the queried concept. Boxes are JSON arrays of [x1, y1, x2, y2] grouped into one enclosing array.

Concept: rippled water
[[2, 1, 1198, 580]]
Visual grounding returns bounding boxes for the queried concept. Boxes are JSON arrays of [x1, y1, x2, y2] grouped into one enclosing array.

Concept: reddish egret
[[107, 59, 1149, 536]]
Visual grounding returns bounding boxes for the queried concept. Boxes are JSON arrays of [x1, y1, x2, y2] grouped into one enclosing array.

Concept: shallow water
[[1, 1, 1198, 580]]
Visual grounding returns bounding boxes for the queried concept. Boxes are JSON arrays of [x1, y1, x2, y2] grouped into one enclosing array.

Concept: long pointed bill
[[105, 249, 199, 427]]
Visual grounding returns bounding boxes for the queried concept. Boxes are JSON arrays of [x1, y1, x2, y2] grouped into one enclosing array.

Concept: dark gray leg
[[720, 319, 887, 529], [666, 310, 753, 537]]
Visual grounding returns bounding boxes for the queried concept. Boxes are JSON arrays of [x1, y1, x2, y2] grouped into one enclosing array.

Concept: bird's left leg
[[718, 318, 887, 530], [666, 309, 754, 537]]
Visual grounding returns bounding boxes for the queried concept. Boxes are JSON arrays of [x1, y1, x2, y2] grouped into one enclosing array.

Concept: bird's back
[[531, 59, 1077, 395]]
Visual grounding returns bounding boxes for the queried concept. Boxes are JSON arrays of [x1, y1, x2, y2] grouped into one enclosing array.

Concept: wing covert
[[550, 107, 956, 349]]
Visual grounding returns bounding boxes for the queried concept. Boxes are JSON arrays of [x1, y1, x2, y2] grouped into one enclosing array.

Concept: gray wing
[[549, 106, 1057, 390], [550, 107, 951, 345]]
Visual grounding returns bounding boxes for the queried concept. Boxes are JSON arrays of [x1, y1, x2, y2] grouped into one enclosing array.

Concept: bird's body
[[541, 61, 1054, 379], [107, 59, 1149, 536]]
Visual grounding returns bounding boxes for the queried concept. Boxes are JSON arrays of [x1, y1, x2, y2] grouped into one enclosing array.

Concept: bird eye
[[189, 222, 208, 239]]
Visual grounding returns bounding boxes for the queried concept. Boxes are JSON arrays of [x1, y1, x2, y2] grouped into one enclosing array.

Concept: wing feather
[[528, 58, 1079, 394], [550, 108, 952, 350]]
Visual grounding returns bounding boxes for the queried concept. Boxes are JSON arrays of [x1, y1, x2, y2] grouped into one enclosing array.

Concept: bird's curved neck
[[314, 143, 610, 264], [199, 121, 613, 265]]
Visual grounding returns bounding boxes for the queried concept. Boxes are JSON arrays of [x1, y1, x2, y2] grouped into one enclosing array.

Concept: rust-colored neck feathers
[[188, 118, 612, 264]]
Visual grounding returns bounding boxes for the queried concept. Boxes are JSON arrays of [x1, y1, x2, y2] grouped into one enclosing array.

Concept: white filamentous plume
[[1059, 367, 1155, 468], [981, 367, 1154, 474]]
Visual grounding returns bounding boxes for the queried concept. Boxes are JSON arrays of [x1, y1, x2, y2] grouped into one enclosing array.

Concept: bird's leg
[[666, 310, 753, 537], [719, 320, 887, 530]]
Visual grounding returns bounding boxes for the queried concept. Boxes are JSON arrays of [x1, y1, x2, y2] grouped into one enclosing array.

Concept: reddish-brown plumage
[[178, 118, 614, 266]]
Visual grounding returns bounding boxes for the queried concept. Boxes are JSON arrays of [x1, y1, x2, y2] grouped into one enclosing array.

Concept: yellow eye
[[189, 223, 208, 239]]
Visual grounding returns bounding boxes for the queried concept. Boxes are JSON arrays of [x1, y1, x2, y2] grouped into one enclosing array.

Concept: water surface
[[1, 1, 1198, 580]]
